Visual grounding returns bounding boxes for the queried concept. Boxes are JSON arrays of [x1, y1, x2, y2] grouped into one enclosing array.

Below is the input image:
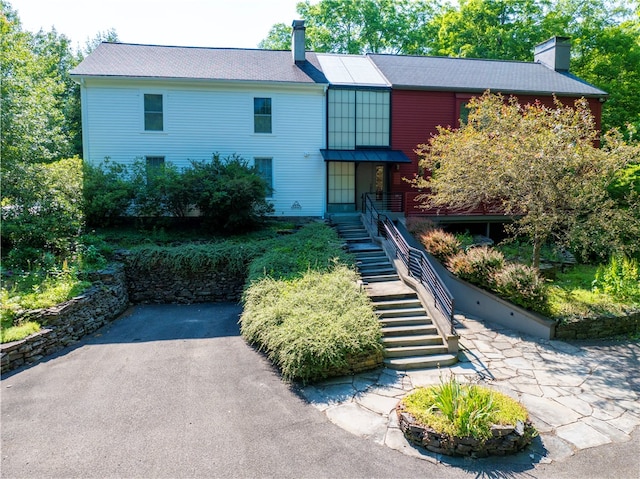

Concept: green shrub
[[494, 263, 550, 315], [419, 229, 461, 263], [240, 266, 382, 382], [246, 222, 353, 283], [187, 154, 274, 233], [593, 255, 640, 301], [447, 246, 505, 290], [401, 375, 530, 441], [2, 158, 84, 264], [127, 241, 265, 277], [405, 217, 436, 236], [83, 159, 135, 227]]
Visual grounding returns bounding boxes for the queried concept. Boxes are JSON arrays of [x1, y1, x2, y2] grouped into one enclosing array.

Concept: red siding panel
[[389, 89, 604, 203]]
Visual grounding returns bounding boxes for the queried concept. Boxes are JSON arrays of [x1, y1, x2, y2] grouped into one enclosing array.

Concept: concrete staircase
[[332, 215, 458, 370]]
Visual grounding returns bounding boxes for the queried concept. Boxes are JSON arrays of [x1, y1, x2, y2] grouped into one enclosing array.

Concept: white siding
[[81, 79, 327, 217]]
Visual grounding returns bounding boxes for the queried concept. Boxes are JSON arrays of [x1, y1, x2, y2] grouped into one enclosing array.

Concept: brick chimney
[[292, 20, 306, 63], [534, 36, 571, 72]]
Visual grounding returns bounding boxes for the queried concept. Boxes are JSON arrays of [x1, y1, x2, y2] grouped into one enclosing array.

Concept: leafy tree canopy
[[261, 0, 640, 134], [411, 92, 640, 266]]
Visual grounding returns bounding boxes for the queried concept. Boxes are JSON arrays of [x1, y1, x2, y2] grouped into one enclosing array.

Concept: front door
[[356, 163, 386, 211]]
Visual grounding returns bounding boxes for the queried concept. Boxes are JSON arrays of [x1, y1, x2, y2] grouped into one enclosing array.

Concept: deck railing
[[363, 193, 455, 334]]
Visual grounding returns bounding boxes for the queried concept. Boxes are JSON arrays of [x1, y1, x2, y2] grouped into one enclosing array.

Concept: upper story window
[[144, 94, 163, 131], [254, 98, 272, 133], [328, 89, 389, 149]]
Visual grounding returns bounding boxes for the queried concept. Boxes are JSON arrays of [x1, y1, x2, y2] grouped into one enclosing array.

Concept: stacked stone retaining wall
[[554, 310, 640, 340], [124, 263, 245, 304], [1, 264, 129, 374]]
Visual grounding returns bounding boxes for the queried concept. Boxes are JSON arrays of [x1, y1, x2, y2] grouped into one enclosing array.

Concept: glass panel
[[254, 98, 272, 133], [144, 94, 163, 131], [254, 157, 273, 191], [328, 161, 355, 204]]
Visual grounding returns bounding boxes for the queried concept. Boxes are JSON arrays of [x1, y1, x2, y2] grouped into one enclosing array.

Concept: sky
[[10, 0, 306, 49]]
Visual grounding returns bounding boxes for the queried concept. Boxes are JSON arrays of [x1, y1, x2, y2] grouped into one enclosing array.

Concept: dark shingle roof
[[71, 42, 328, 84], [368, 54, 607, 97]]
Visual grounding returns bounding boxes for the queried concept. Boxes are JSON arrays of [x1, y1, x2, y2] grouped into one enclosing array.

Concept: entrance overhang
[[320, 149, 411, 163]]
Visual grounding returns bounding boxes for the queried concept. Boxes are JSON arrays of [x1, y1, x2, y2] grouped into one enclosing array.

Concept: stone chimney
[[534, 36, 571, 71], [292, 20, 306, 63]]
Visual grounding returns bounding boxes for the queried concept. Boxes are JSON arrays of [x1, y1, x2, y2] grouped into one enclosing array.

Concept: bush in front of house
[[240, 265, 382, 382], [82, 153, 274, 233], [418, 229, 461, 263], [494, 263, 550, 315], [83, 158, 136, 227], [241, 222, 380, 382], [245, 221, 353, 283], [1, 158, 84, 268], [447, 246, 505, 290]]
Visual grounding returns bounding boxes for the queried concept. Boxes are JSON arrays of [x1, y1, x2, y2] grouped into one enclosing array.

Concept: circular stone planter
[[396, 403, 536, 458]]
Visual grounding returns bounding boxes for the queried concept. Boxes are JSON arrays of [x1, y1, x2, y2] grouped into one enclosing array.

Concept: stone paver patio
[[300, 314, 640, 465]]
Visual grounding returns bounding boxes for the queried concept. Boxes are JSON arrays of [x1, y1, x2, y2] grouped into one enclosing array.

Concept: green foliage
[[402, 375, 530, 440], [494, 263, 550, 315], [417, 229, 461, 263], [2, 157, 84, 266], [593, 255, 640, 301], [447, 246, 505, 290], [0, 320, 41, 343], [240, 266, 382, 382], [414, 93, 636, 268], [1, 266, 91, 342], [405, 217, 437, 237], [83, 159, 135, 227], [127, 241, 265, 277], [186, 154, 274, 233], [246, 222, 353, 283], [263, 0, 639, 133], [608, 163, 640, 202], [1, 2, 79, 167]]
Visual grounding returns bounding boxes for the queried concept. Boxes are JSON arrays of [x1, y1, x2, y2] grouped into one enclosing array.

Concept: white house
[[71, 21, 329, 217]]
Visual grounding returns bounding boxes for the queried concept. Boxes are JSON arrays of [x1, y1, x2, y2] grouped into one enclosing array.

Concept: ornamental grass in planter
[[397, 375, 536, 457]]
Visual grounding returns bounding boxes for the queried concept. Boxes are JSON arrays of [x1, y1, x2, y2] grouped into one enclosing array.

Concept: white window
[[328, 161, 355, 204], [145, 156, 165, 183], [254, 157, 273, 195], [254, 98, 272, 133], [144, 94, 163, 131]]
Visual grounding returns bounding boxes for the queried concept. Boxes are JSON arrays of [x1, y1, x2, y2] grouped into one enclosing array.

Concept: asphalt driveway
[[1, 303, 637, 478]]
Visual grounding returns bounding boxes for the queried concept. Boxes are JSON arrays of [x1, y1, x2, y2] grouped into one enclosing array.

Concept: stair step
[[376, 308, 428, 319], [371, 298, 422, 310], [379, 316, 431, 328], [381, 324, 438, 337], [348, 243, 383, 253], [359, 268, 396, 277], [384, 344, 449, 358], [384, 354, 459, 370], [382, 333, 443, 347], [357, 259, 390, 267], [361, 274, 400, 283], [368, 292, 419, 302]]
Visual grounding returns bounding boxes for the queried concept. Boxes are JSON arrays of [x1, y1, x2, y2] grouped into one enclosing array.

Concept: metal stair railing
[[363, 193, 455, 335]]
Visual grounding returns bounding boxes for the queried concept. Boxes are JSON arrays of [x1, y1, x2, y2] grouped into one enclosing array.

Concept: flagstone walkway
[[299, 314, 640, 466]]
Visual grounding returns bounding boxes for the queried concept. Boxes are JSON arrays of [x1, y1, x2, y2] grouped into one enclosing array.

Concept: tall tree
[[0, 1, 76, 165], [411, 92, 637, 267], [260, 0, 438, 54]]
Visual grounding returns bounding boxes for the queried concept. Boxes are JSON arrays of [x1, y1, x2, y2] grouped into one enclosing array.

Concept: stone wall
[[1, 264, 129, 374], [397, 404, 535, 457], [554, 310, 640, 340], [124, 262, 245, 304]]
